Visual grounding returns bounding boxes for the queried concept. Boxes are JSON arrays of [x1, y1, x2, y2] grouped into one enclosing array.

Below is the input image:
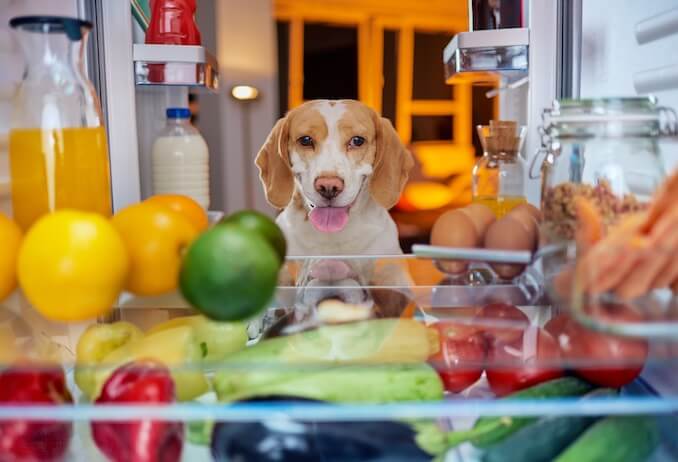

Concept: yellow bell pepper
[[75, 321, 143, 398], [146, 315, 248, 363], [93, 326, 209, 401]]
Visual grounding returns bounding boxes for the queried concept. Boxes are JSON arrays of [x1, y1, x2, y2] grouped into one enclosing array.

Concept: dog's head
[[255, 100, 414, 232]]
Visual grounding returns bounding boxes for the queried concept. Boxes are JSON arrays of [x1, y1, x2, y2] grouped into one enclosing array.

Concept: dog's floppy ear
[[255, 117, 294, 209], [369, 114, 414, 209]]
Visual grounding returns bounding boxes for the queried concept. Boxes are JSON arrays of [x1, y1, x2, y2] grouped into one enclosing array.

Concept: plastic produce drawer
[[0, 256, 676, 462]]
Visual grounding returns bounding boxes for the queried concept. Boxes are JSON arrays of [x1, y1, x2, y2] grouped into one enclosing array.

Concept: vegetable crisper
[[0, 255, 676, 462]]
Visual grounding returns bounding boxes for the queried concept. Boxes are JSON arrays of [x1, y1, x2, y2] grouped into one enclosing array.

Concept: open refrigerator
[[1, 0, 678, 461]]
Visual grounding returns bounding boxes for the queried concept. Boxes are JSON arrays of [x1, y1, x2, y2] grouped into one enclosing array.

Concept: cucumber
[[446, 377, 594, 448], [480, 388, 617, 462], [217, 363, 444, 403], [555, 415, 660, 462]]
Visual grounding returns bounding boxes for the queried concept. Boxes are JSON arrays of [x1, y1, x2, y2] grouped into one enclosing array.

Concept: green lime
[[220, 210, 287, 262], [179, 223, 281, 321]]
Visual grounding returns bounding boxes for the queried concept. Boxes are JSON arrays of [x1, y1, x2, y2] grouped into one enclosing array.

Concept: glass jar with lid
[[472, 121, 528, 217], [535, 97, 678, 339], [535, 97, 676, 244]]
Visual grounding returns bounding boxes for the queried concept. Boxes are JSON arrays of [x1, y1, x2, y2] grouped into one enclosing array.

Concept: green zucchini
[[218, 363, 444, 403], [480, 388, 617, 462], [446, 377, 594, 449], [555, 415, 660, 462]]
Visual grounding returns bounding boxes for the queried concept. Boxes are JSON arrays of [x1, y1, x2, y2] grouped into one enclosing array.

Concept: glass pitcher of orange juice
[[8, 16, 112, 230]]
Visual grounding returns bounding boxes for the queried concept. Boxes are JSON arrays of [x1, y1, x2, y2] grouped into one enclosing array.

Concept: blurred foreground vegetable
[[92, 361, 183, 462], [213, 318, 440, 401], [0, 366, 73, 461]]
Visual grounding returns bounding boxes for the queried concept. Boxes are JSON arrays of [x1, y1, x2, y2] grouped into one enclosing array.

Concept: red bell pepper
[[0, 365, 73, 462], [91, 361, 183, 462]]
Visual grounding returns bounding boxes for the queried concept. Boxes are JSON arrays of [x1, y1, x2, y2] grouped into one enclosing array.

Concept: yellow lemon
[[0, 213, 22, 302], [17, 210, 129, 322]]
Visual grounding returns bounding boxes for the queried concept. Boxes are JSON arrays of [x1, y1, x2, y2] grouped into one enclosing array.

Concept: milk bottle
[[152, 108, 210, 209]]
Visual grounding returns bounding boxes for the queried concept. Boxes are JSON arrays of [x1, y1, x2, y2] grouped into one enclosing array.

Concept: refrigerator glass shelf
[[1, 254, 677, 460]]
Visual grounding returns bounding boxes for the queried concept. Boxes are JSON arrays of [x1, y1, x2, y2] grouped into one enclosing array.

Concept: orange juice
[[472, 195, 527, 218], [9, 126, 112, 230]]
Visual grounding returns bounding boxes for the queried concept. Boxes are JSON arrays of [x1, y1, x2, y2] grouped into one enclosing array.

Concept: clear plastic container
[[1, 256, 677, 461], [152, 107, 210, 209]]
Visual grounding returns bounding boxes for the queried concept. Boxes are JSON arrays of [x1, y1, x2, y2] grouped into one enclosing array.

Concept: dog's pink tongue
[[309, 207, 349, 232]]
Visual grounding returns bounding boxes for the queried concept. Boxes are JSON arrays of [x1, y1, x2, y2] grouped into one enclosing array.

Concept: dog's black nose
[[314, 176, 344, 200]]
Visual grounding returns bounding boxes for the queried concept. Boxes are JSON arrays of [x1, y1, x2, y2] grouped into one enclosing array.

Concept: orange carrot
[[574, 197, 604, 253], [642, 169, 678, 234]]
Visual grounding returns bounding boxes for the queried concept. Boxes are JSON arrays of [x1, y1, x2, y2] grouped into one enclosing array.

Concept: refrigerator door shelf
[[133, 44, 219, 91], [444, 28, 529, 84]]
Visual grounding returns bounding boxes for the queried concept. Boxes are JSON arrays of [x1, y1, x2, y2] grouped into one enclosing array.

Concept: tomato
[[474, 303, 529, 345], [544, 314, 577, 356], [544, 313, 571, 341], [429, 322, 486, 393], [573, 336, 647, 388], [545, 311, 648, 388], [486, 327, 563, 396]]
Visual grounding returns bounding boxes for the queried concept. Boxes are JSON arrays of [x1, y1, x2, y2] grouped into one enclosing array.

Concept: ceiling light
[[231, 85, 260, 101]]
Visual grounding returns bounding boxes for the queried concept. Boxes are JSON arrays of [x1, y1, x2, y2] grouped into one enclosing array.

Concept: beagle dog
[[252, 100, 415, 329], [255, 99, 414, 256]]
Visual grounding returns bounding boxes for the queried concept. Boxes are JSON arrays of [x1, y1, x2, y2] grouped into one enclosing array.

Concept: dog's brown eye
[[298, 136, 314, 148], [349, 136, 365, 147]]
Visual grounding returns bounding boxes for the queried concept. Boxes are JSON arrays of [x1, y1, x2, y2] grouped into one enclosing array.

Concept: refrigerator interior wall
[[580, 0, 678, 171], [200, 0, 279, 216]]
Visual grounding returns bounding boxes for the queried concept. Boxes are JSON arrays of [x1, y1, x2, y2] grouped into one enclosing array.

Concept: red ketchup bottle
[[145, 0, 202, 82]]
